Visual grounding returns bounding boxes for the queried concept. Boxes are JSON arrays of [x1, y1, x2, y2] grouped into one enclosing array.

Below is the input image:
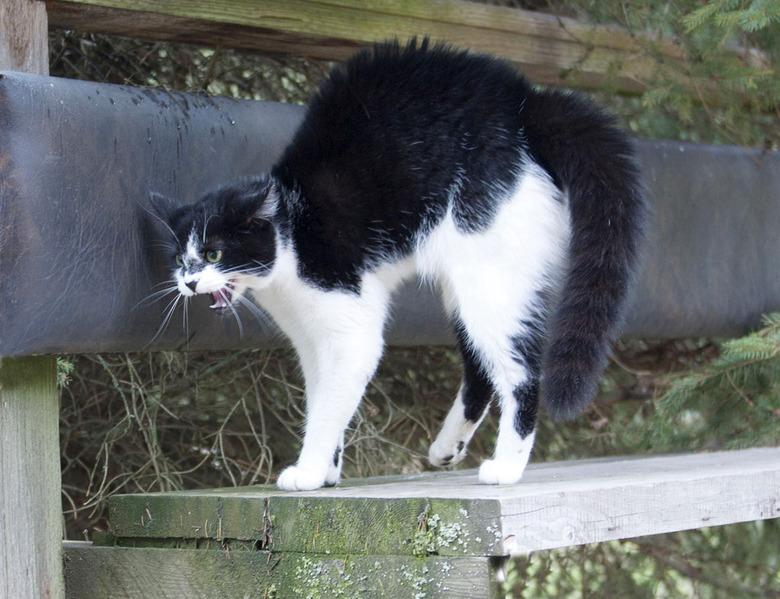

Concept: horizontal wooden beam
[[2, 72, 779, 354], [105, 448, 780, 556], [43, 0, 683, 94], [63, 542, 500, 599]]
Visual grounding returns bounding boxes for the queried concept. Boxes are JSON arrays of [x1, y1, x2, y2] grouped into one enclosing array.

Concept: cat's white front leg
[[274, 283, 389, 492], [277, 461, 332, 491], [276, 353, 379, 490], [278, 441, 346, 491], [276, 358, 374, 491], [277, 431, 346, 491]]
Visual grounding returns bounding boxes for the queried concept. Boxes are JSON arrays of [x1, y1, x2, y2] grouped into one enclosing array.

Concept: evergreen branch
[[650, 313, 780, 449], [683, 0, 780, 33]]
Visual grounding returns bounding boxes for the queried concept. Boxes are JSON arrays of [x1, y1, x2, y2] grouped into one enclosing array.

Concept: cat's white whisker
[[146, 292, 182, 346], [219, 289, 245, 338], [182, 293, 189, 336], [203, 213, 217, 245], [224, 263, 271, 277], [149, 241, 178, 253], [232, 292, 271, 329], [133, 282, 180, 311]]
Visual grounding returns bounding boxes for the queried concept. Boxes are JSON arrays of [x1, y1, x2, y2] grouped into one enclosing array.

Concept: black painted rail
[[2, 72, 779, 356]]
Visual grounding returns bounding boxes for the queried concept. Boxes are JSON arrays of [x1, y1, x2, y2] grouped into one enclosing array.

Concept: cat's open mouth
[[209, 280, 238, 312], [209, 290, 231, 311]]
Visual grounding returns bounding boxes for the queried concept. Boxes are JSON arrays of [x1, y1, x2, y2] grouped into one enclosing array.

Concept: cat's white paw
[[478, 459, 526, 485], [428, 438, 468, 467], [324, 464, 342, 488], [277, 465, 328, 491]]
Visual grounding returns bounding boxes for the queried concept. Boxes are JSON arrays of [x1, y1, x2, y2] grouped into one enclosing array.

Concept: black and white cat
[[151, 39, 647, 491]]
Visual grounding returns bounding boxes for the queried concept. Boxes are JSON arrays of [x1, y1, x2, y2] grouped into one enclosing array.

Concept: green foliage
[[503, 520, 780, 598], [56, 357, 75, 388], [566, 0, 780, 147], [683, 0, 780, 33], [650, 313, 780, 451]]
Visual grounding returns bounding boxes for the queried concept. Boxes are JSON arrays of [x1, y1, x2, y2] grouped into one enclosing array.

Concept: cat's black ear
[[137, 193, 183, 283], [251, 175, 280, 222], [229, 175, 279, 226], [147, 192, 180, 222], [142, 192, 181, 240]]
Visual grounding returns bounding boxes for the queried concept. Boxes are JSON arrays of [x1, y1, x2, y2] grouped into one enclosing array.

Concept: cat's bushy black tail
[[525, 90, 648, 421]]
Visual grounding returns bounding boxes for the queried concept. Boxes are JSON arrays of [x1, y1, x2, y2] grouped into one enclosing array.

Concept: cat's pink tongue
[[210, 291, 230, 310]]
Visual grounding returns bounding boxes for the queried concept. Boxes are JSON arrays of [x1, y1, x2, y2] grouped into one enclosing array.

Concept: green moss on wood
[[65, 543, 500, 598], [108, 490, 504, 556]]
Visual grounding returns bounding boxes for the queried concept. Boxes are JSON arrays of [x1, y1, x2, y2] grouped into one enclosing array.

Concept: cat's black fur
[[152, 39, 647, 490], [274, 39, 646, 419]]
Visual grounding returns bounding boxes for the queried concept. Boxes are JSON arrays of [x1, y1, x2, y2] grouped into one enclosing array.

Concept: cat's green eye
[[205, 249, 223, 263], [174, 254, 184, 267]]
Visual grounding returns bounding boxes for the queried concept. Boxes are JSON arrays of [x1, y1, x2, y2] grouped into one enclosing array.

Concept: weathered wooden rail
[[44, 0, 684, 95], [2, 70, 778, 354], [2, 1, 780, 598]]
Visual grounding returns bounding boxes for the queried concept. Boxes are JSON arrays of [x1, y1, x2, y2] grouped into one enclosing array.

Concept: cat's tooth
[[209, 290, 231, 309]]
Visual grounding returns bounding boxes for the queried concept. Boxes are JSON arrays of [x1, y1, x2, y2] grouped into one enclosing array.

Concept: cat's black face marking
[[148, 176, 280, 333], [169, 177, 277, 273]]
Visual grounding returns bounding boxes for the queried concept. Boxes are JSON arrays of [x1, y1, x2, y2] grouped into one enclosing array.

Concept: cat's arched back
[[153, 39, 647, 491]]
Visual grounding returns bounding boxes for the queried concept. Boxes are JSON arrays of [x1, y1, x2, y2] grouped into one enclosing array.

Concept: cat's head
[[148, 175, 280, 313]]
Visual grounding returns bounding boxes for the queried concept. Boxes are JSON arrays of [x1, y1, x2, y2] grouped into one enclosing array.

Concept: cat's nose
[[185, 280, 198, 293]]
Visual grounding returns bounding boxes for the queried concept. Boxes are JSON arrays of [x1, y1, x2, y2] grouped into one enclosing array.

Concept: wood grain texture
[[106, 449, 780, 557], [0, 0, 49, 75], [44, 0, 682, 93], [0, 357, 63, 599], [63, 542, 500, 599], [1, 6, 60, 599]]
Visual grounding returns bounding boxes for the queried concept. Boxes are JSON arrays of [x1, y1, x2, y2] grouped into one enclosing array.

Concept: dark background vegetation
[[51, 1, 779, 596]]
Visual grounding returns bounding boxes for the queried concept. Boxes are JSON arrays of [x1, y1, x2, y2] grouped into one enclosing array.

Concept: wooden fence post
[[1, 4, 62, 599], [0, 0, 49, 75], [0, 358, 63, 599]]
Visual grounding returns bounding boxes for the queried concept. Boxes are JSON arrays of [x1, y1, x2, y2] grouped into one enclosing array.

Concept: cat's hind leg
[[428, 321, 493, 468], [425, 258, 549, 485], [476, 325, 544, 485], [421, 167, 568, 484], [450, 306, 546, 486]]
